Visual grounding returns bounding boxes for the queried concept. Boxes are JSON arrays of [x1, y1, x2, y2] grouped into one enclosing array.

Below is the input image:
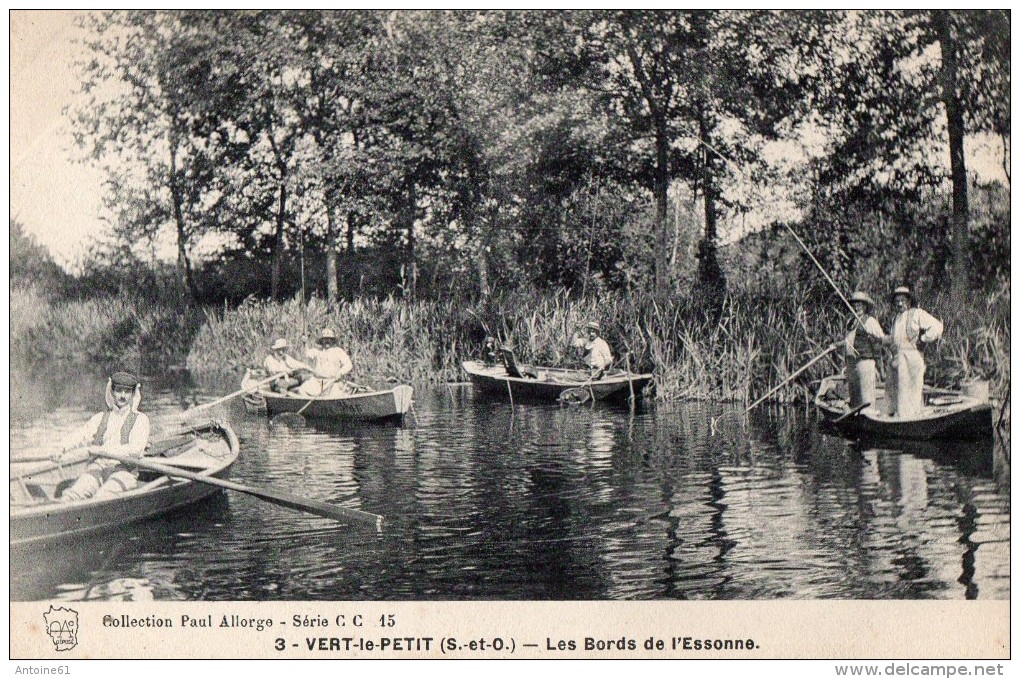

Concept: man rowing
[[263, 338, 312, 393], [301, 328, 354, 396], [51, 371, 151, 501]]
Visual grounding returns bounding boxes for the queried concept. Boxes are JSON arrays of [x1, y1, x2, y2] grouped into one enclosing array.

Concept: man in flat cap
[[52, 371, 151, 501]]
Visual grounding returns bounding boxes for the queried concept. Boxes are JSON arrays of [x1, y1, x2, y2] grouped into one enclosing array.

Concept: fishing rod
[[694, 137, 866, 325]]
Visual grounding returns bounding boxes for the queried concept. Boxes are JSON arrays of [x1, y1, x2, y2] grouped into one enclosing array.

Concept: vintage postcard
[[8, 9, 1010, 674]]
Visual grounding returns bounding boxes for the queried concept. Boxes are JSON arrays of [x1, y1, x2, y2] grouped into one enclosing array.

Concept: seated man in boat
[[842, 291, 885, 412], [882, 285, 943, 419], [480, 336, 500, 366], [263, 338, 312, 393], [51, 371, 151, 501], [300, 327, 354, 397], [571, 321, 613, 379]]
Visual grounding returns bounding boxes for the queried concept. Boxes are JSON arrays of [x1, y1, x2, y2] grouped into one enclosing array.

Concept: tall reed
[[186, 284, 1010, 407], [10, 285, 203, 371]]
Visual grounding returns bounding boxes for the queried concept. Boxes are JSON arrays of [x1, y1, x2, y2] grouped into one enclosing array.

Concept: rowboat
[[241, 371, 414, 422], [10, 421, 240, 547], [462, 360, 653, 403], [814, 375, 993, 440]]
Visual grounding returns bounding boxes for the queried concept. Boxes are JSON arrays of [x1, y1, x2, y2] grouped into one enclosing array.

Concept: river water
[[9, 371, 1010, 601]]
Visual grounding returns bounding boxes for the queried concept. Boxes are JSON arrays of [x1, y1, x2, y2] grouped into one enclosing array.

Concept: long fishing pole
[[695, 137, 865, 325], [695, 137, 863, 432]]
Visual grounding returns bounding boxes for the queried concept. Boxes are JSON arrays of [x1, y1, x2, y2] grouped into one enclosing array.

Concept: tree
[[72, 10, 229, 299], [795, 10, 1009, 295], [540, 10, 805, 303], [929, 10, 1009, 300]]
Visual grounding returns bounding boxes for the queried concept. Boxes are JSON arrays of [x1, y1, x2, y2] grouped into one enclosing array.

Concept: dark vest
[[91, 410, 139, 446], [851, 317, 883, 361]]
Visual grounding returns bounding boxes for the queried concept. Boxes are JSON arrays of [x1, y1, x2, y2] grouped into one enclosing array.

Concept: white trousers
[[886, 348, 925, 418], [61, 461, 138, 501], [846, 359, 878, 409]]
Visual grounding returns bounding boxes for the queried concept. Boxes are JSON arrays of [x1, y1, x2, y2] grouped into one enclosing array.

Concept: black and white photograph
[[9, 8, 1010, 665]]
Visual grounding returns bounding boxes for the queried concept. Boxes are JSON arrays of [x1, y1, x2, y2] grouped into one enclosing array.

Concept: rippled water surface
[[10, 372, 1010, 601]]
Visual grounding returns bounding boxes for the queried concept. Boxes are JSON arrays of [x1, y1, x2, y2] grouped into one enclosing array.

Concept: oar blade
[[558, 388, 591, 405], [96, 451, 384, 531], [270, 412, 307, 427], [242, 485, 383, 530]]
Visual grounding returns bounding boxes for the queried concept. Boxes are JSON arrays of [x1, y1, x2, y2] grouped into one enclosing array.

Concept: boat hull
[[462, 361, 652, 403], [10, 422, 240, 547], [256, 385, 414, 421], [815, 375, 993, 441]]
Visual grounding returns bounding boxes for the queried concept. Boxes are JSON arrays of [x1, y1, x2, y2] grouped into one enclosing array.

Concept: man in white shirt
[[572, 321, 613, 379], [882, 286, 944, 418], [263, 338, 312, 392], [302, 328, 353, 396], [52, 371, 151, 501]]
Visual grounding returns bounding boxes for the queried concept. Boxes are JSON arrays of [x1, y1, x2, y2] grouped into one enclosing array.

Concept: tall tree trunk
[[476, 246, 490, 297], [270, 181, 288, 301], [345, 210, 356, 298], [696, 119, 725, 304], [402, 186, 418, 299], [934, 10, 969, 301], [168, 137, 197, 301], [653, 115, 671, 304], [325, 201, 338, 304]]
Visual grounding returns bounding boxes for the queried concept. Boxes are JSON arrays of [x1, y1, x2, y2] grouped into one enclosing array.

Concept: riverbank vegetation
[[11, 10, 1009, 410]]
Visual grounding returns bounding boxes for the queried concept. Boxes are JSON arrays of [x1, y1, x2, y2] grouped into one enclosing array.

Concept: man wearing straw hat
[[301, 328, 353, 396], [572, 320, 613, 379], [882, 286, 943, 418], [842, 291, 885, 411], [263, 338, 312, 393], [51, 371, 151, 501]]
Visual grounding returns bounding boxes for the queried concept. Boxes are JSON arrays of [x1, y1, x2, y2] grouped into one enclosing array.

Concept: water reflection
[[8, 370, 1010, 601]]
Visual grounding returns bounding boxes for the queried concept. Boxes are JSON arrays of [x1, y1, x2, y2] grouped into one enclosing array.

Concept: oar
[[166, 371, 287, 424], [95, 450, 384, 531], [271, 378, 338, 426], [834, 402, 870, 423], [710, 343, 838, 436], [743, 344, 838, 415], [559, 353, 629, 405], [10, 423, 215, 465]]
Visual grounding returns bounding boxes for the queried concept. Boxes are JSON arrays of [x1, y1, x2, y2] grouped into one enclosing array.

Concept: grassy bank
[[11, 282, 1006, 408], [186, 284, 1010, 407], [187, 296, 473, 385], [10, 284, 205, 372]]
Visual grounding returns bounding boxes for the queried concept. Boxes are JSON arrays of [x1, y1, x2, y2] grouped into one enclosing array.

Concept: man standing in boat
[[302, 328, 354, 396], [882, 286, 943, 418], [842, 291, 885, 412], [51, 371, 151, 501], [572, 321, 613, 379], [263, 338, 312, 393]]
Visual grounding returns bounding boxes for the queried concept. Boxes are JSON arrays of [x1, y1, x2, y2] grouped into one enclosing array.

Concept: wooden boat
[[814, 375, 993, 440], [242, 371, 414, 422], [10, 421, 240, 547], [462, 360, 653, 403]]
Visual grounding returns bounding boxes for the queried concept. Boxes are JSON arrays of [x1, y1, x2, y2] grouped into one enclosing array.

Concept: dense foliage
[[11, 11, 1010, 409], [65, 9, 1007, 305]]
